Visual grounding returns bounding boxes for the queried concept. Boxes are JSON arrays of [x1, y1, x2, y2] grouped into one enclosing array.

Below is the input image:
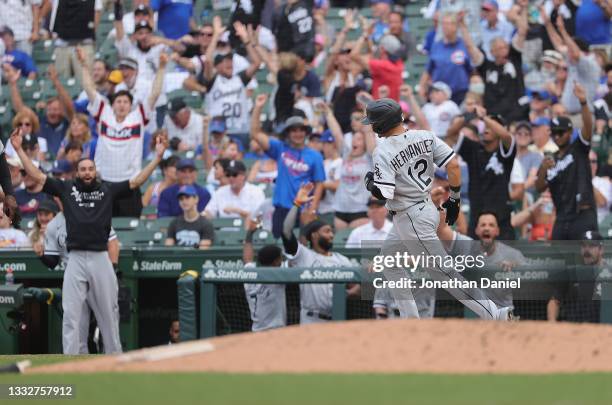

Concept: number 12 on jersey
[[407, 158, 431, 191]]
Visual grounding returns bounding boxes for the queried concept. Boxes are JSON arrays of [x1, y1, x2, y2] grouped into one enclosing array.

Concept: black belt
[[389, 199, 427, 216], [306, 311, 332, 320]]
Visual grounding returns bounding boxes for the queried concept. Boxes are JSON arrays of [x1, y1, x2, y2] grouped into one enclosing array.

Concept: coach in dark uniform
[[536, 83, 597, 240], [11, 127, 167, 354]]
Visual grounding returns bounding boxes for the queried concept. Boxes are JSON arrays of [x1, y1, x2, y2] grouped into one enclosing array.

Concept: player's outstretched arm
[[148, 53, 168, 110], [10, 128, 47, 185], [129, 135, 167, 190], [251, 95, 270, 151], [282, 183, 314, 255], [574, 82, 593, 142]]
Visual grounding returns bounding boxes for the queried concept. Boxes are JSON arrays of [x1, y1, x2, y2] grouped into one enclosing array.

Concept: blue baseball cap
[[176, 158, 196, 170], [209, 118, 226, 133], [531, 117, 551, 127], [177, 185, 198, 198], [51, 159, 73, 174], [529, 90, 552, 102], [320, 129, 335, 143]]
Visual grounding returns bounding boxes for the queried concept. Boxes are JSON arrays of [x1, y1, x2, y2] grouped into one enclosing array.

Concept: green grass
[[0, 354, 93, 367], [0, 368, 610, 405]]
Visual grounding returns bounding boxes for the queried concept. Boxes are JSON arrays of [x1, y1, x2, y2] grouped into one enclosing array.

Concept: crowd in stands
[[0, 0, 611, 251]]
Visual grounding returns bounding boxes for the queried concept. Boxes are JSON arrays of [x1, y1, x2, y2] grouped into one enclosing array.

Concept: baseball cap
[[302, 220, 328, 243], [379, 34, 401, 57], [481, 0, 499, 10], [167, 97, 187, 117], [118, 57, 139, 71], [582, 230, 604, 244], [213, 52, 233, 66], [0, 25, 14, 37], [134, 4, 152, 15], [134, 20, 153, 32], [177, 185, 198, 198], [541, 50, 562, 65], [515, 121, 532, 132], [431, 81, 452, 99], [530, 90, 552, 102], [550, 116, 573, 132], [367, 198, 386, 207], [319, 129, 335, 143], [209, 117, 227, 133], [225, 160, 247, 175], [176, 158, 196, 171], [37, 199, 59, 214], [107, 70, 124, 84], [283, 116, 309, 131], [51, 159, 73, 175], [531, 117, 551, 127]]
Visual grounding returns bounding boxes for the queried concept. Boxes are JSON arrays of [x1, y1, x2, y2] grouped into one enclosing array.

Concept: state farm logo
[[0, 296, 15, 304], [300, 269, 355, 281], [202, 268, 257, 280]]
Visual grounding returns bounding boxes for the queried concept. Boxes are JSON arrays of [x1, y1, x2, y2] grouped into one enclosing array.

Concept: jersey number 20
[[408, 158, 431, 191]]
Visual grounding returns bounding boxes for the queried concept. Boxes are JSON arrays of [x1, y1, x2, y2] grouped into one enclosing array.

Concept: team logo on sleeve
[[374, 164, 382, 179]]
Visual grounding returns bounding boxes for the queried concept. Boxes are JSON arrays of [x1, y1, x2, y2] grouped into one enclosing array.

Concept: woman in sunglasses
[[5, 109, 46, 162]]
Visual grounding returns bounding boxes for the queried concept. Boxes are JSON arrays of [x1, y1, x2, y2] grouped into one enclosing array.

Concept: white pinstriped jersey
[[372, 130, 455, 211]]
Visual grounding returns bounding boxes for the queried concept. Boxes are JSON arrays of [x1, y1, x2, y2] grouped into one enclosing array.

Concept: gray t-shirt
[[561, 53, 601, 114], [518, 151, 543, 192], [167, 216, 214, 248], [451, 233, 526, 308]]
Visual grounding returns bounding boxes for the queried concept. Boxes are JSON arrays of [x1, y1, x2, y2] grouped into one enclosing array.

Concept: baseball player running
[[39, 212, 120, 353], [362, 98, 513, 321], [11, 127, 167, 354]]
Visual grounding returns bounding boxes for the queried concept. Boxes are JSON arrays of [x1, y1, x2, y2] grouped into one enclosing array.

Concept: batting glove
[[442, 196, 460, 226], [364, 171, 375, 191]]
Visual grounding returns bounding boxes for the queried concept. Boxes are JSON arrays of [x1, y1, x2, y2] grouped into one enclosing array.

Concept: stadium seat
[[137, 217, 174, 233], [333, 228, 353, 246], [212, 217, 244, 230], [117, 230, 165, 247], [599, 213, 612, 238], [112, 217, 140, 231], [140, 205, 158, 219], [213, 230, 244, 246]]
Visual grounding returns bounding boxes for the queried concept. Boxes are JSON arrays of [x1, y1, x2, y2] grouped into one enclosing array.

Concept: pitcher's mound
[[32, 319, 612, 374]]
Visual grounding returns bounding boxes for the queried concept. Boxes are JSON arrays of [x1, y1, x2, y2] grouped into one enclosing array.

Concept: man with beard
[[437, 210, 526, 311], [10, 126, 167, 354], [548, 231, 608, 322], [282, 183, 353, 324], [536, 83, 596, 240]]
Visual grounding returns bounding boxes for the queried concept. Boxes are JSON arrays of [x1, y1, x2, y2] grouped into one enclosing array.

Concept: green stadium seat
[[333, 228, 353, 247], [140, 205, 157, 219], [212, 217, 244, 230], [213, 230, 244, 246], [112, 217, 140, 231], [599, 213, 612, 238], [117, 230, 165, 247], [137, 217, 174, 233], [252, 228, 276, 245], [32, 40, 55, 65]]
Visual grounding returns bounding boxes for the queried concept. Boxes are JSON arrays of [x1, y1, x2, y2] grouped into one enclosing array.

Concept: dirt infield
[[31, 319, 612, 374]]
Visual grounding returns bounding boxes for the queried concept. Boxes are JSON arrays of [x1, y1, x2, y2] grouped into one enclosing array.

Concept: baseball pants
[[62, 250, 122, 354], [380, 198, 507, 320], [300, 309, 332, 324]]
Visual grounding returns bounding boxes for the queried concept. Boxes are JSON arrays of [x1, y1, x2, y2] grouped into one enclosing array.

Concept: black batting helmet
[[361, 98, 403, 135]]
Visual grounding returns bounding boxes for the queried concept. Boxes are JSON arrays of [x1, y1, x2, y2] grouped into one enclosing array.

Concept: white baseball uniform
[[286, 243, 352, 324], [372, 129, 510, 320], [243, 262, 287, 332]]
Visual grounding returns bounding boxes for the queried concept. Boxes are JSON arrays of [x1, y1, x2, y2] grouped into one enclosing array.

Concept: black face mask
[[75, 176, 99, 192]]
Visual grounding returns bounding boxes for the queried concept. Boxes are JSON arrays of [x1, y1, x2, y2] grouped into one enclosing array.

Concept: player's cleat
[[0, 360, 31, 374]]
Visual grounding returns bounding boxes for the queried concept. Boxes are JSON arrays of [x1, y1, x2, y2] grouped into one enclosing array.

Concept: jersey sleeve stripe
[[374, 180, 395, 187], [94, 99, 105, 122], [578, 130, 590, 146], [453, 132, 464, 152], [44, 250, 60, 256], [436, 151, 455, 168]]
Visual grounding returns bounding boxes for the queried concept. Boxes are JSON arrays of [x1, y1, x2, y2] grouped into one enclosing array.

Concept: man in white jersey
[[243, 218, 287, 332], [362, 98, 513, 321], [78, 47, 167, 217], [202, 17, 260, 142], [281, 183, 355, 324], [40, 212, 120, 353]]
